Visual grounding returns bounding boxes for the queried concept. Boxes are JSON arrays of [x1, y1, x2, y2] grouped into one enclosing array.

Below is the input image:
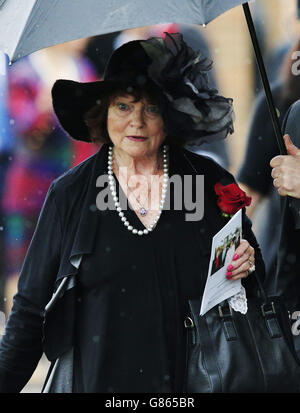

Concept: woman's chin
[[121, 140, 151, 157]]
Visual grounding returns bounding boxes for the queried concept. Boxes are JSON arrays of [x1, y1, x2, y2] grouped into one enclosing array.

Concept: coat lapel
[[55, 144, 109, 285]]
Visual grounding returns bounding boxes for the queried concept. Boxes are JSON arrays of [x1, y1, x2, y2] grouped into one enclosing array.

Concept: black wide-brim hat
[[52, 33, 234, 145]]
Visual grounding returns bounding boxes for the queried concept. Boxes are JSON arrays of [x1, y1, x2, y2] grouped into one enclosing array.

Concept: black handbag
[[184, 271, 300, 393]]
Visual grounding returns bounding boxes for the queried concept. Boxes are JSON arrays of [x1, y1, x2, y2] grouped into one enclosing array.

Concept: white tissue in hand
[[228, 285, 248, 314]]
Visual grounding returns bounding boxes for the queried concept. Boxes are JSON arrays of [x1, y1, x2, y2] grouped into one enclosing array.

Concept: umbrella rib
[[10, 0, 37, 63]]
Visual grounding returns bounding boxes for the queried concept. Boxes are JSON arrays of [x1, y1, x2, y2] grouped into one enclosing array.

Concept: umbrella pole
[[242, 2, 286, 155]]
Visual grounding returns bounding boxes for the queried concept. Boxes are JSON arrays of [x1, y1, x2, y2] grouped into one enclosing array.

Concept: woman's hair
[[83, 84, 184, 147]]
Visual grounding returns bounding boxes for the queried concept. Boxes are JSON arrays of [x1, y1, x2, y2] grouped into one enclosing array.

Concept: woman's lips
[[126, 136, 148, 142]]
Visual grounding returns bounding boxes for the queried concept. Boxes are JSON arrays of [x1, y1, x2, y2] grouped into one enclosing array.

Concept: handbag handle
[[183, 151, 271, 309]]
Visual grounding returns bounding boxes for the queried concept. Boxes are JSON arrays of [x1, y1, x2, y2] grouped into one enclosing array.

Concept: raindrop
[[126, 86, 133, 94], [92, 335, 100, 343], [96, 99, 101, 105], [121, 288, 126, 293], [139, 369, 143, 374], [0, 226, 3, 231], [89, 204, 97, 212], [105, 245, 111, 253]]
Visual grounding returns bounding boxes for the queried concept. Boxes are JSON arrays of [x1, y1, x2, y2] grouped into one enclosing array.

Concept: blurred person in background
[[251, 0, 293, 96], [237, 37, 300, 282], [1, 39, 98, 316], [270, 114, 300, 349]]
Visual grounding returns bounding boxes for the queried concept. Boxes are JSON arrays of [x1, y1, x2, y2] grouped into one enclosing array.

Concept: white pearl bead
[[128, 226, 133, 231], [111, 191, 117, 197], [119, 212, 124, 217], [124, 221, 129, 227], [121, 217, 126, 222], [113, 196, 118, 202], [133, 229, 138, 234], [138, 230, 143, 235], [143, 229, 149, 234], [117, 207, 122, 212]]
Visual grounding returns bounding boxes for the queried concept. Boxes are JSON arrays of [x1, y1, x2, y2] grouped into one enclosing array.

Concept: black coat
[[0, 144, 265, 392]]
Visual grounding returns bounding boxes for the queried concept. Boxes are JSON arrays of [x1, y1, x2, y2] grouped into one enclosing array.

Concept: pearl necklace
[[107, 145, 169, 235]]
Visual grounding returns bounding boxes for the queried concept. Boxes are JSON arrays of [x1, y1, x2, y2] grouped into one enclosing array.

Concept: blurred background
[[0, 0, 299, 392]]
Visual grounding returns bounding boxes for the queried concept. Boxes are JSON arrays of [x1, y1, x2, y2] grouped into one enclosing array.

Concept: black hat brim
[[52, 78, 128, 142]]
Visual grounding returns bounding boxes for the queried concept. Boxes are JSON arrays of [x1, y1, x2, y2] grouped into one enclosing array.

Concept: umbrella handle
[[242, 2, 286, 155]]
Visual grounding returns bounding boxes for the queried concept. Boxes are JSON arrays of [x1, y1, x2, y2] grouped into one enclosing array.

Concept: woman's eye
[[146, 105, 160, 114], [117, 103, 129, 111]]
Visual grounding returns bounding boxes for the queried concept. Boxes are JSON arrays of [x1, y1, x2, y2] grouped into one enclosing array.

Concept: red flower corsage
[[214, 182, 251, 218]]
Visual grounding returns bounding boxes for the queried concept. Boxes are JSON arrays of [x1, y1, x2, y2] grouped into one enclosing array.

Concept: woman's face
[[107, 94, 166, 159]]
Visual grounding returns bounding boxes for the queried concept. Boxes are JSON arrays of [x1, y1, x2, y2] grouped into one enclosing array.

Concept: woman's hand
[[226, 239, 255, 281]]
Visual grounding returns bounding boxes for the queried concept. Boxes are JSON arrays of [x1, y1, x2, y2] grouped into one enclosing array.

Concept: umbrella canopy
[[0, 0, 244, 63]]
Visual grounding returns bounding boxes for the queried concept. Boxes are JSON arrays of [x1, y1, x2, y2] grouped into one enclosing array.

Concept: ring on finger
[[246, 262, 256, 276]]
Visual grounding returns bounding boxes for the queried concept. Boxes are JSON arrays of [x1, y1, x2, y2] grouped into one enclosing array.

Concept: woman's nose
[[129, 108, 145, 127]]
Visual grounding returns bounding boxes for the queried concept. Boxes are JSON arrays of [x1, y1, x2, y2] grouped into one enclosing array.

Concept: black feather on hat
[[52, 33, 234, 145]]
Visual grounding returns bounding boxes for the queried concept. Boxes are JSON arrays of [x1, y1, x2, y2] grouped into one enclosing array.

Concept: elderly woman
[[0, 34, 263, 393]]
